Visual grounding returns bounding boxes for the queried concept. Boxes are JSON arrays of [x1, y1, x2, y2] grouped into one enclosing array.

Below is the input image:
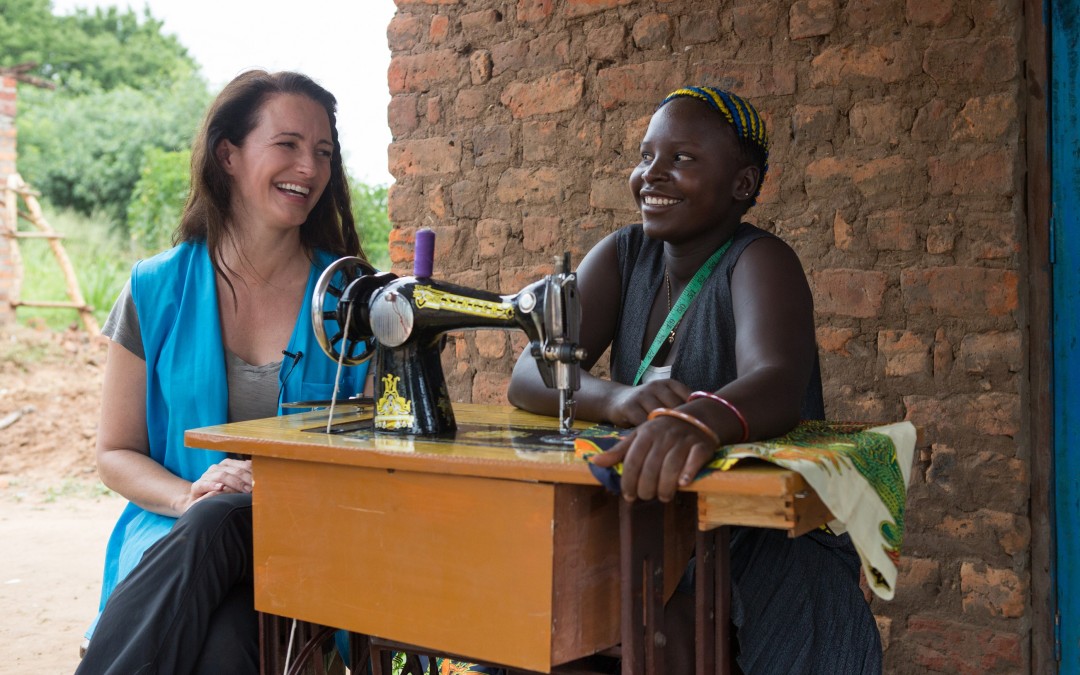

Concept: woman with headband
[[509, 86, 881, 673]]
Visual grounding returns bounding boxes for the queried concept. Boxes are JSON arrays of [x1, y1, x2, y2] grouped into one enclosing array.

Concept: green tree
[[352, 181, 391, 271], [0, 1, 197, 90], [127, 146, 191, 253], [17, 71, 210, 226]]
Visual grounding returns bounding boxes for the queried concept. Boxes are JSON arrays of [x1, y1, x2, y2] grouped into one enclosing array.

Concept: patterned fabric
[[574, 419, 917, 600]]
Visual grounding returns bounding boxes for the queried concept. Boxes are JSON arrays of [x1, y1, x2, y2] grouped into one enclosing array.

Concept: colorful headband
[[659, 86, 770, 200]]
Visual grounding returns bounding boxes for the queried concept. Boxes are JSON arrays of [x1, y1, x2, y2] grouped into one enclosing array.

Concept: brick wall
[[385, 0, 1032, 671], [0, 74, 17, 325]]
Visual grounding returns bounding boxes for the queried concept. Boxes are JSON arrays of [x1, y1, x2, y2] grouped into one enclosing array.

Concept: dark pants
[[76, 493, 259, 675]]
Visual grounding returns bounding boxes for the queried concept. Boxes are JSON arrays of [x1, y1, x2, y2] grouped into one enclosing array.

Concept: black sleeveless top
[[609, 222, 825, 420]]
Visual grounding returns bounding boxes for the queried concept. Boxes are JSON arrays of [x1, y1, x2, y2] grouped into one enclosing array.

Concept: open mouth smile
[[275, 182, 311, 197], [642, 194, 681, 206]]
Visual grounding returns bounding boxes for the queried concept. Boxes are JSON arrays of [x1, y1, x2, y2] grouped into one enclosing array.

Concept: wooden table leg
[[695, 525, 733, 675], [620, 499, 666, 675]]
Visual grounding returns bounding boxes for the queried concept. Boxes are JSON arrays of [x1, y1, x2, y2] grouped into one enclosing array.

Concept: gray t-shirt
[[102, 281, 281, 422]]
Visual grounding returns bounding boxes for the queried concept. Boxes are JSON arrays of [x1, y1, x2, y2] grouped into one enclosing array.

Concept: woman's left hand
[[591, 415, 718, 502]]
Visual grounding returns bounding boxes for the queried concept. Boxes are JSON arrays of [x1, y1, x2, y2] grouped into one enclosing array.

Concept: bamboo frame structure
[[2, 173, 98, 333]]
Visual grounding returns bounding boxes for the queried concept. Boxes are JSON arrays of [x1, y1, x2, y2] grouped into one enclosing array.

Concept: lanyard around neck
[[632, 238, 733, 386]]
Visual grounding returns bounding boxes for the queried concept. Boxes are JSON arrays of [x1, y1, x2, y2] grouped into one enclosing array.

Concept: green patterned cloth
[[574, 419, 917, 600]]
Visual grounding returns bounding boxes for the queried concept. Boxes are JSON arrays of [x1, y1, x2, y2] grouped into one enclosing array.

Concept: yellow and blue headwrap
[[659, 86, 770, 202]]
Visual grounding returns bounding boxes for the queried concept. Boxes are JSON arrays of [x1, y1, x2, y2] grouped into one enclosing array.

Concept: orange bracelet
[[646, 407, 721, 446], [689, 391, 750, 442]]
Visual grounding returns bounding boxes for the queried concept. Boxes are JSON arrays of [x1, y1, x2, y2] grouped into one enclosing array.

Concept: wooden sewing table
[[185, 403, 832, 675]]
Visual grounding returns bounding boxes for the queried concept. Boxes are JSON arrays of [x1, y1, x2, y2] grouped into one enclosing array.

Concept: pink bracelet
[[688, 391, 750, 443], [646, 407, 721, 446]]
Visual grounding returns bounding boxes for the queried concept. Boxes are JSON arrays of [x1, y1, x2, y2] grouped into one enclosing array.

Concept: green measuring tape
[[632, 238, 733, 386]]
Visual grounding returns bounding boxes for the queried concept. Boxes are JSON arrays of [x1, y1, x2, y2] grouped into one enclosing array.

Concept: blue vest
[[90, 241, 369, 635]]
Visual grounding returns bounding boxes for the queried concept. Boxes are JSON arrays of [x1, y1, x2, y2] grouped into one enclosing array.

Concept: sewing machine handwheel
[[312, 256, 377, 366]]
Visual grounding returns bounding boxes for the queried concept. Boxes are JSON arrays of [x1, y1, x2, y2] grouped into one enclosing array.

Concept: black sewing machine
[[311, 229, 585, 437]]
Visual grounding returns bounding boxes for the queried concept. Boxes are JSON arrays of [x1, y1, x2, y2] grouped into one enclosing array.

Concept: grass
[[14, 206, 141, 331]]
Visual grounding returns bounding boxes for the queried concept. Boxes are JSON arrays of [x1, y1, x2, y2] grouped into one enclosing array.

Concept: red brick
[[810, 42, 919, 87], [790, 0, 837, 39], [933, 327, 952, 381], [960, 331, 1021, 374], [477, 219, 511, 258], [875, 615, 892, 652], [517, 0, 555, 24], [912, 98, 952, 141], [849, 98, 906, 145], [633, 14, 672, 50], [792, 104, 838, 144], [472, 124, 513, 167], [901, 267, 1018, 317], [388, 226, 416, 265], [597, 62, 680, 110], [937, 508, 1031, 557], [395, 0, 460, 4], [690, 62, 797, 98], [461, 9, 500, 35], [472, 370, 511, 404], [843, 0, 901, 29], [500, 70, 584, 118], [475, 331, 508, 359], [964, 213, 1020, 260], [387, 12, 424, 51], [624, 114, 651, 155], [853, 156, 917, 200], [960, 562, 1026, 618], [589, 175, 634, 211], [867, 210, 917, 251], [425, 95, 441, 125], [528, 33, 572, 69], [923, 37, 1018, 84], [832, 210, 857, 251], [816, 326, 857, 356], [492, 38, 528, 77], [388, 137, 461, 178], [388, 96, 419, 137], [903, 393, 1020, 437], [563, 0, 632, 18], [734, 4, 780, 39], [679, 10, 721, 44], [906, 615, 1022, 674], [463, 48, 492, 86], [522, 216, 561, 253], [424, 183, 448, 220], [450, 179, 483, 218], [951, 93, 1016, 142], [810, 269, 888, 318], [878, 330, 932, 378], [388, 50, 462, 95], [586, 24, 627, 61], [907, 0, 954, 26], [387, 183, 419, 222], [523, 120, 558, 162], [926, 222, 956, 254], [429, 14, 450, 43], [454, 88, 489, 120], [494, 167, 562, 204], [929, 150, 1015, 197]]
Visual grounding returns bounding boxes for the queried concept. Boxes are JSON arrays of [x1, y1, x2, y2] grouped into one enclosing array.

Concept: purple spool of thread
[[414, 228, 435, 278]]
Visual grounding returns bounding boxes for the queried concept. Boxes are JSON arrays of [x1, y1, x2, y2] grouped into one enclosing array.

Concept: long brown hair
[[175, 70, 365, 283]]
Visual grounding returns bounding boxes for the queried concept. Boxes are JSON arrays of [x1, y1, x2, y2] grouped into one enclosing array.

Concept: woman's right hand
[[603, 379, 692, 427], [182, 458, 253, 511]]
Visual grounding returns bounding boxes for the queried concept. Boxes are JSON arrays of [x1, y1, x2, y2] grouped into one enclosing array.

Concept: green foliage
[[352, 181, 391, 271], [17, 70, 210, 227], [15, 205, 141, 331], [127, 147, 191, 253], [0, 1, 197, 90]]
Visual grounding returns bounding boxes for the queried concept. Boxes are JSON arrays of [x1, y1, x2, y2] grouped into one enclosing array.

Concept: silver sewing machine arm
[[311, 243, 585, 436]]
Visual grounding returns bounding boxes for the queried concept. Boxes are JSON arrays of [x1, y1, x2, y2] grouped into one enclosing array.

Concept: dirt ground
[[0, 323, 125, 675]]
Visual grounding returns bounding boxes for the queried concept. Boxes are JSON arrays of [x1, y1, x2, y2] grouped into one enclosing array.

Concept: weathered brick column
[[385, 1, 1033, 671], [0, 74, 17, 326]]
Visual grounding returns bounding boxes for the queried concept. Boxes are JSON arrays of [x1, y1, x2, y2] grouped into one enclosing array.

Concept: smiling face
[[216, 93, 334, 235], [629, 97, 760, 244]]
